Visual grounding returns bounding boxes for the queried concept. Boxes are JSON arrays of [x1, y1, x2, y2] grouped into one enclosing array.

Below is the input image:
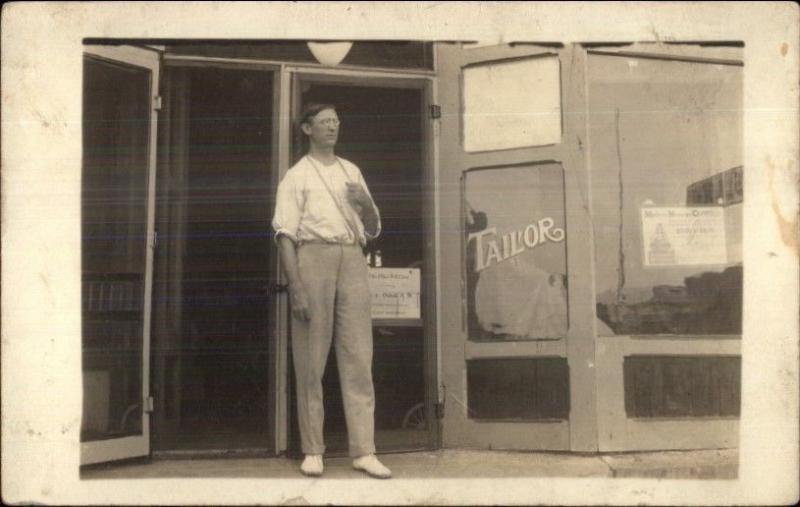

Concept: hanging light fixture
[[307, 41, 353, 66]]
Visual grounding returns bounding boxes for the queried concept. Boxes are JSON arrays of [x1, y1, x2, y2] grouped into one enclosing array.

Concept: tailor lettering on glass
[[469, 217, 565, 273]]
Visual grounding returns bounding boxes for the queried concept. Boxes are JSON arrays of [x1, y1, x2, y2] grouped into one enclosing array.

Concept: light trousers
[[291, 243, 376, 457]]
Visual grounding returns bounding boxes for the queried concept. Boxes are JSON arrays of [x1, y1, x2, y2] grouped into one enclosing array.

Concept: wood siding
[[466, 357, 570, 420], [623, 355, 741, 418]]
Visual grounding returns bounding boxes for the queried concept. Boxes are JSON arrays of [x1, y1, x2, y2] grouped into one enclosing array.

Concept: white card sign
[[641, 207, 727, 266], [368, 268, 421, 319]]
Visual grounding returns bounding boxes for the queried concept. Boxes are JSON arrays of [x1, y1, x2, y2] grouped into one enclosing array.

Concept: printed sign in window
[[368, 268, 421, 320], [641, 207, 727, 266]]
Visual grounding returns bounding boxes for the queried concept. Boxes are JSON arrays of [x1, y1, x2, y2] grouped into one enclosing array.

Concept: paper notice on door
[[368, 268, 421, 319], [641, 207, 728, 266]]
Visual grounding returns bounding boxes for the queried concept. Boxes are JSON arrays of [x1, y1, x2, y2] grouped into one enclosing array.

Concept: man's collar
[[307, 154, 338, 167]]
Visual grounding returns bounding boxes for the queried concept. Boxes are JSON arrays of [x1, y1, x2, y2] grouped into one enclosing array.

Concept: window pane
[[81, 57, 151, 441], [589, 53, 743, 336], [464, 164, 568, 341], [463, 55, 561, 152]]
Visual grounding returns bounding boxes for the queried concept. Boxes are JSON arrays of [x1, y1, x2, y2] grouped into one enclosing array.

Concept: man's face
[[303, 108, 340, 148]]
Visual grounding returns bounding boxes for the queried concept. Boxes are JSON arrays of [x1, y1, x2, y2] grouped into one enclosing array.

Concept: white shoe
[[353, 454, 392, 479], [300, 454, 323, 477]]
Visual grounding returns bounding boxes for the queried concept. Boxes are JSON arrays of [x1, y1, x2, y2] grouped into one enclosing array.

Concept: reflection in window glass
[[589, 54, 743, 336], [462, 55, 561, 152], [463, 164, 568, 341]]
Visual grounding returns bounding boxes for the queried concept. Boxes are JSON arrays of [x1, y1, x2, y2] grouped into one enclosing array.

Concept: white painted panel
[[463, 56, 561, 152]]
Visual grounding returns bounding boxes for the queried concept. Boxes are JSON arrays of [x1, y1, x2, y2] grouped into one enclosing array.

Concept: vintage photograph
[[79, 37, 744, 477], [2, 2, 798, 505]]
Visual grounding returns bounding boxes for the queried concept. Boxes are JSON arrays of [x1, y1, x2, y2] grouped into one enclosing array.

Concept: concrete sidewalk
[[82, 448, 738, 480]]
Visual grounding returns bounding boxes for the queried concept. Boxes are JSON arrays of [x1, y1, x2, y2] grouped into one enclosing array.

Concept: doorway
[[151, 65, 277, 452], [150, 65, 437, 456], [287, 77, 437, 456]]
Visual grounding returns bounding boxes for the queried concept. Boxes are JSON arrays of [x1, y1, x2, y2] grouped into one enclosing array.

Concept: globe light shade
[[307, 41, 353, 66]]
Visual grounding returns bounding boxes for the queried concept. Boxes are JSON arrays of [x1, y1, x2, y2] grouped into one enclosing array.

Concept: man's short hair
[[298, 103, 337, 129]]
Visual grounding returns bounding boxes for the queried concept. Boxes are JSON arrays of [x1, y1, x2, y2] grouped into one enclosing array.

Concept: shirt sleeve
[[356, 167, 382, 240], [272, 170, 303, 244]]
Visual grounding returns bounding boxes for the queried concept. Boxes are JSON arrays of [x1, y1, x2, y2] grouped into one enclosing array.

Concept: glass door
[[436, 42, 598, 451], [81, 45, 160, 465]]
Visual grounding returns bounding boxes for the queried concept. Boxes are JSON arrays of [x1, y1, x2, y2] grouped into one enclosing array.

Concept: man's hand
[[277, 235, 311, 322], [346, 182, 372, 209], [289, 282, 311, 322], [346, 182, 379, 237]]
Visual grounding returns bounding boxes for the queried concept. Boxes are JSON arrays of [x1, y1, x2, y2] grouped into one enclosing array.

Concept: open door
[[436, 43, 598, 451], [81, 45, 160, 465]]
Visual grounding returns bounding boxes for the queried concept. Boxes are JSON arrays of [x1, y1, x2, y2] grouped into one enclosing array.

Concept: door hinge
[[151, 230, 158, 249], [153, 95, 162, 111], [144, 396, 155, 413], [435, 401, 445, 419], [429, 104, 441, 119]]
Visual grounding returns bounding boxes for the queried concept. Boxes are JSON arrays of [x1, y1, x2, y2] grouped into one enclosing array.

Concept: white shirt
[[272, 155, 381, 246]]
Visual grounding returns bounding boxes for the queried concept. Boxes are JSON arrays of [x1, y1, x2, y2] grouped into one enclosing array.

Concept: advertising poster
[[641, 207, 728, 266]]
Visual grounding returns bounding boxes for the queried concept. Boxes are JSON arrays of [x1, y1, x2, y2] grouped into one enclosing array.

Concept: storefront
[[80, 40, 742, 466]]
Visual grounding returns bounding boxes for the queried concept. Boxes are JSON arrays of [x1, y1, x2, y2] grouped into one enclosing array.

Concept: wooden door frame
[[435, 42, 599, 452]]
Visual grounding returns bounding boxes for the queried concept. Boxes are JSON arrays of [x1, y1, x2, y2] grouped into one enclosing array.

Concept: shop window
[[463, 163, 568, 342], [462, 55, 561, 152], [466, 357, 569, 420], [588, 54, 743, 336], [624, 355, 741, 418]]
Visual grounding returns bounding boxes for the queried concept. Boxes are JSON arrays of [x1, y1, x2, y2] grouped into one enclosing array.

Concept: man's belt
[[299, 239, 360, 247]]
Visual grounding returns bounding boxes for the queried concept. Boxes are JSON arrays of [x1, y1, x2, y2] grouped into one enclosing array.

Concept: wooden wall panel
[[624, 356, 741, 418], [467, 357, 569, 420]]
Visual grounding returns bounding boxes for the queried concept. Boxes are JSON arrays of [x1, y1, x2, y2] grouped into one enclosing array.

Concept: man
[[272, 103, 392, 479]]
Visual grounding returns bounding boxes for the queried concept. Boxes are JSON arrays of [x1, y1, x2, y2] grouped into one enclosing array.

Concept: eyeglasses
[[316, 118, 341, 127]]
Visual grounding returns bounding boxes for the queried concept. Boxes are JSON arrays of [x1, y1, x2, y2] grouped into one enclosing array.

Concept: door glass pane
[[463, 164, 569, 341], [588, 53, 743, 336], [81, 56, 151, 442], [462, 55, 561, 152]]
